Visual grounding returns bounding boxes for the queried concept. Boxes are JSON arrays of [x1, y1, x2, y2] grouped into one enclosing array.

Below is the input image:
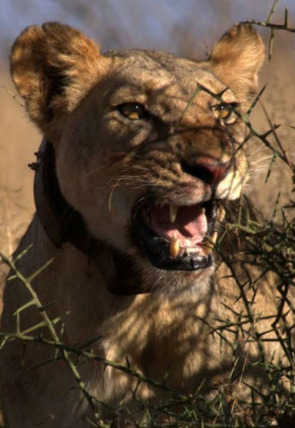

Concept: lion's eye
[[118, 103, 148, 120], [213, 103, 238, 124]]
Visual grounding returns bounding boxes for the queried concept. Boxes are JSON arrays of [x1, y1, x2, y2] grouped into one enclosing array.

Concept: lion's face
[[58, 54, 246, 270], [10, 22, 264, 293]]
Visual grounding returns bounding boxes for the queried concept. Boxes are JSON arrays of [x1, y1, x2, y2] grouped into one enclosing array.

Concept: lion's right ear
[[10, 23, 108, 137], [207, 23, 265, 107]]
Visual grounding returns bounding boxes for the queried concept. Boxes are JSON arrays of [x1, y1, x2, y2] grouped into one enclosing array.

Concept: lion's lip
[[132, 200, 220, 271]]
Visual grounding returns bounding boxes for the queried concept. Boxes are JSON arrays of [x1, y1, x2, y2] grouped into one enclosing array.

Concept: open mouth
[[132, 199, 224, 271]]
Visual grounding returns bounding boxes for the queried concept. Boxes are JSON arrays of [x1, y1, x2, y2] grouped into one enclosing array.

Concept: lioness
[[0, 22, 293, 427]]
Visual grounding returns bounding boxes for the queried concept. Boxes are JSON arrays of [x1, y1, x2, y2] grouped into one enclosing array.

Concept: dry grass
[[0, 75, 40, 315]]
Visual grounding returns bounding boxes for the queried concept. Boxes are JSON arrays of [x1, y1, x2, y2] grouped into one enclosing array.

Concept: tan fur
[[208, 23, 265, 102], [0, 22, 293, 427]]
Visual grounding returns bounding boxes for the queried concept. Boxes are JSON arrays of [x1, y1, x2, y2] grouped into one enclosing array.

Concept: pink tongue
[[150, 204, 208, 244]]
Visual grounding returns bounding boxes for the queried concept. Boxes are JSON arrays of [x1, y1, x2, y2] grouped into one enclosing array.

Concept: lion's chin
[[108, 247, 214, 295], [131, 199, 223, 272]]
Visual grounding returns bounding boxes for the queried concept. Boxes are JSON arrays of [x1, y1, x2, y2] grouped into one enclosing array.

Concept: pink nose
[[181, 156, 230, 186]]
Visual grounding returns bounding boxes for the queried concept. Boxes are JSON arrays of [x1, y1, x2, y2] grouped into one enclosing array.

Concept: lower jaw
[[145, 245, 213, 271], [106, 212, 216, 294], [131, 219, 214, 272], [109, 248, 214, 295]]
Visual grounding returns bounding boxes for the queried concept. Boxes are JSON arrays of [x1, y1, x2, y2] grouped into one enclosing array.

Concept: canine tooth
[[218, 204, 226, 222], [169, 205, 178, 223], [211, 231, 218, 244], [203, 231, 218, 255], [169, 235, 180, 258]]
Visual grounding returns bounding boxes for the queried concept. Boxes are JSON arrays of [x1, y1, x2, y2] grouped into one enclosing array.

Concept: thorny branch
[[245, 0, 295, 59]]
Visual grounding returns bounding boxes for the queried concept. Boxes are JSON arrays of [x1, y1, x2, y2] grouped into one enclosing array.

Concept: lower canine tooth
[[203, 231, 218, 255], [211, 231, 218, 244], [218, 204, 226, 222], [169, 235, 180, 258]]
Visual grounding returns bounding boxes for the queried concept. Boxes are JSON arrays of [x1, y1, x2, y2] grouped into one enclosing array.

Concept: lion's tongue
[[150, 204, 208, 246]]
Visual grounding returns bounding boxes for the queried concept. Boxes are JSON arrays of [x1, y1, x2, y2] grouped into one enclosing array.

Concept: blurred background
[[0, 0, 294, 257]]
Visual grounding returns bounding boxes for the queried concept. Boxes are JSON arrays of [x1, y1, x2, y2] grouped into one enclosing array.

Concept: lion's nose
[[180, 156, 230, 186]]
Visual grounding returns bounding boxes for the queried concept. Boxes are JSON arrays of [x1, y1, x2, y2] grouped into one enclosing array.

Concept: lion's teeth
[[169, 234, 180, 258], [203, 231, 218, 255], [169, 205, 178, 224], [211, 231, 218, 244], [218, 204, 226, 222]]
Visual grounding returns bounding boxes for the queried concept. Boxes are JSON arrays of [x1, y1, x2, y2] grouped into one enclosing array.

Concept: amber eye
[[118, 102, 149, 120], [213, 103, 238, 124]]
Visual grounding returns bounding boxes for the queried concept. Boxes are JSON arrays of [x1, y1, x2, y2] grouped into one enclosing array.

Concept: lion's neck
[[23, 217, 217, 399]]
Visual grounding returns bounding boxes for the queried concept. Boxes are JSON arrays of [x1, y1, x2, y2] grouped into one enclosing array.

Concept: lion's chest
[[88, 292, 225, 404]]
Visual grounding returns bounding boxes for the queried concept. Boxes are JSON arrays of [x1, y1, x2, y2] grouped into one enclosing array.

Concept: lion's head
[[10, 22, 264, 294]]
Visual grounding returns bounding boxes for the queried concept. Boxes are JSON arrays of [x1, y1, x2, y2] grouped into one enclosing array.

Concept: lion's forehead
[[104, 49, 233, 104]]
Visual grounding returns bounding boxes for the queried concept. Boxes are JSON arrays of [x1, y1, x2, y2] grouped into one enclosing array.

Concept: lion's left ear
[[10, 22, 109, 138], [207, 23, 265, 105]]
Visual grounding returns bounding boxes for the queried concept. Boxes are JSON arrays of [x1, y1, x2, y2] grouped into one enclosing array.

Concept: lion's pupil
[[119, 102, 147, 120], [217, 104, 231, 119]]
